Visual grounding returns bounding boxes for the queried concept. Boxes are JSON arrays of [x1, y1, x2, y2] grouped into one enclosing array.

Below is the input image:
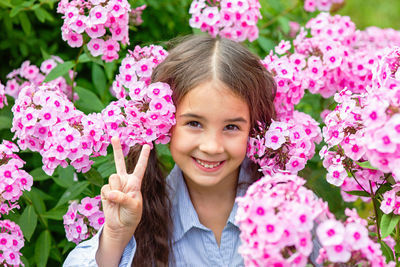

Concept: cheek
[[227, 135, 249, 158], [169, 127, 191, 157]]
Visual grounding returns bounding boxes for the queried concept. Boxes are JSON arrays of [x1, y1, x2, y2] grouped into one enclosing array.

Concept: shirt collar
[[168, 158, 253, 243]]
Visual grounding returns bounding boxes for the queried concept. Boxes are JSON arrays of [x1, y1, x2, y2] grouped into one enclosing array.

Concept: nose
[[198, 130, 224, 155]]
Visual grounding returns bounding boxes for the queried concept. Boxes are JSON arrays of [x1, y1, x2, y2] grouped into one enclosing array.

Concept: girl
[[64, 34, 276, 266]]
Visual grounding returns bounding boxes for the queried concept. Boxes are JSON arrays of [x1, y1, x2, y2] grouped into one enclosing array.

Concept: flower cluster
[[111, 44, 168, 99], [236, 173, 394, 266], [4, 57, 76, 101], [315, 209, 394, 266], [0, 219, 24, 266], [57, 0, 131, 62], [303, 0, 343, 12], [247, 111, 321, 176], [0, 140, 33, 216], [103, 82, 176, 155], [0, 81, 6, 109], [129, 4, 146, 26], [189, 0, 262, 42], [263, 13, 400, 118], [11, 84, 109, 175], [63, 196, 104, 244], [236, 173, 328, 266], [320, 46, 400, 202]]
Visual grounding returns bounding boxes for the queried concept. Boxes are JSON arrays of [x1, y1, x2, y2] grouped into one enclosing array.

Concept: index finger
[[111, 136, 127, 175]]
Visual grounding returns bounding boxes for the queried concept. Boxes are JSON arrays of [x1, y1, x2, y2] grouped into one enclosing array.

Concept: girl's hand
[[100, 136, 150, 236]]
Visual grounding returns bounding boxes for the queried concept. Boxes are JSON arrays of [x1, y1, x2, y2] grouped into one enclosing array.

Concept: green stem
[[260, 1, 300, 30], [396, 223, 400, 265], [369, 180, 382, 241], [70, 45, 85, 102], [347, 167, 369, 193]]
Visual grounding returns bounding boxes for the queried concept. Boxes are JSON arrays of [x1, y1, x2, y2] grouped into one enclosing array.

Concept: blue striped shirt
[[63, 160, 321, 266]]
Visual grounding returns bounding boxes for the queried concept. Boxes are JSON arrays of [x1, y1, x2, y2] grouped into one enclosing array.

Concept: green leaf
[[265, 0, 283, 12], [83, 167, 104, 187], [104, 61, 117, 81], [355, 161, 379, 170], [20, 256, 30, 267], [50, 246, 62, 262], [18, 205, 37, 241], [43, 61, 74, 83], [35, 230, 51, 267], [60, 239, 76, 254], [257, 36, 276, 53], [53, 165, 76, 188], [0, 0, 12, 8], [78, 53, 90, 63], [380, 240, 394, 263], [10, 6, 23, 17], [56, 181, 89, 207], [74, 86, 104, 113], [344, 190, 371, 197], [33, 6, 46, 22], [42, 204, 68, 220], [394, 243, 400, 255], [30, 167, 51, 181], [380, 213, 400, 238], [376, 183, 393, 196], [24, 188, 46, 214], [92, 63, 107, 96], [40, 47, 50, 60], [0, 116, 12, 130], [97, 160, 116, 179], [277, 16, 290, 34], [18, 12, 31, 35]]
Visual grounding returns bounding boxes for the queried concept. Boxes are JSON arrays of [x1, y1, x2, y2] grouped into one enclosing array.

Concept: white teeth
[[195, 159, 221, 169]]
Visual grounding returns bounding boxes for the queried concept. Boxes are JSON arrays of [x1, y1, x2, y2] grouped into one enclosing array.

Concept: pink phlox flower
[[89, 5, 108, 25], [85, 24, 106, 38], [345, 222, 369, 250], [325, 242, 352, 263], [78, 196, 100, 217], [264, 129, 286, 150], [275, 40, 291, 55], [87, 38, 105, 57], [316, 219, 345, 246]]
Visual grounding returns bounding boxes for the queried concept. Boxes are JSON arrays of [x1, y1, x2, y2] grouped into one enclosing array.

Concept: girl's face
[[170, 80, 251, 191]]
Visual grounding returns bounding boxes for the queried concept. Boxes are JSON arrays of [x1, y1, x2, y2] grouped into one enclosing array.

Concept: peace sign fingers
[[125, 144, 150, 192], [111, 136, 127, 176]]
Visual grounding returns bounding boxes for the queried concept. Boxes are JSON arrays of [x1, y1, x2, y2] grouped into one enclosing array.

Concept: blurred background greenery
[[0, 0, 399, 266]]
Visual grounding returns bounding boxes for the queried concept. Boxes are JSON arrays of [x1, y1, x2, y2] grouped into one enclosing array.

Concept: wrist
[[102, 223, 135, 248], [96, 225, 135, 267]]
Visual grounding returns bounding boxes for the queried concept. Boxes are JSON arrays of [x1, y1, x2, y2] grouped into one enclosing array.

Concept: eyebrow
[[180, 113, 248, 123]]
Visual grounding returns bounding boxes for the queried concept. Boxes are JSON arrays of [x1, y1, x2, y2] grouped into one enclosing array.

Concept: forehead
[[176, 81, 250, 120]]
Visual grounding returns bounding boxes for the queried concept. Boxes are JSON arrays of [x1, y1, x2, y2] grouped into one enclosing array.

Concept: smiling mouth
[[194, 158, 224, 169]]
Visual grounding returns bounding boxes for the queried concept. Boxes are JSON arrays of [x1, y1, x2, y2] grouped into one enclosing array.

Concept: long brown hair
[[128, 34, 276, 266]]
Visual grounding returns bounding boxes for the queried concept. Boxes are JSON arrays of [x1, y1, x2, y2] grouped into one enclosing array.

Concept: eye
[[224, 124, 239, 131], [186, 121, 201, 128]]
